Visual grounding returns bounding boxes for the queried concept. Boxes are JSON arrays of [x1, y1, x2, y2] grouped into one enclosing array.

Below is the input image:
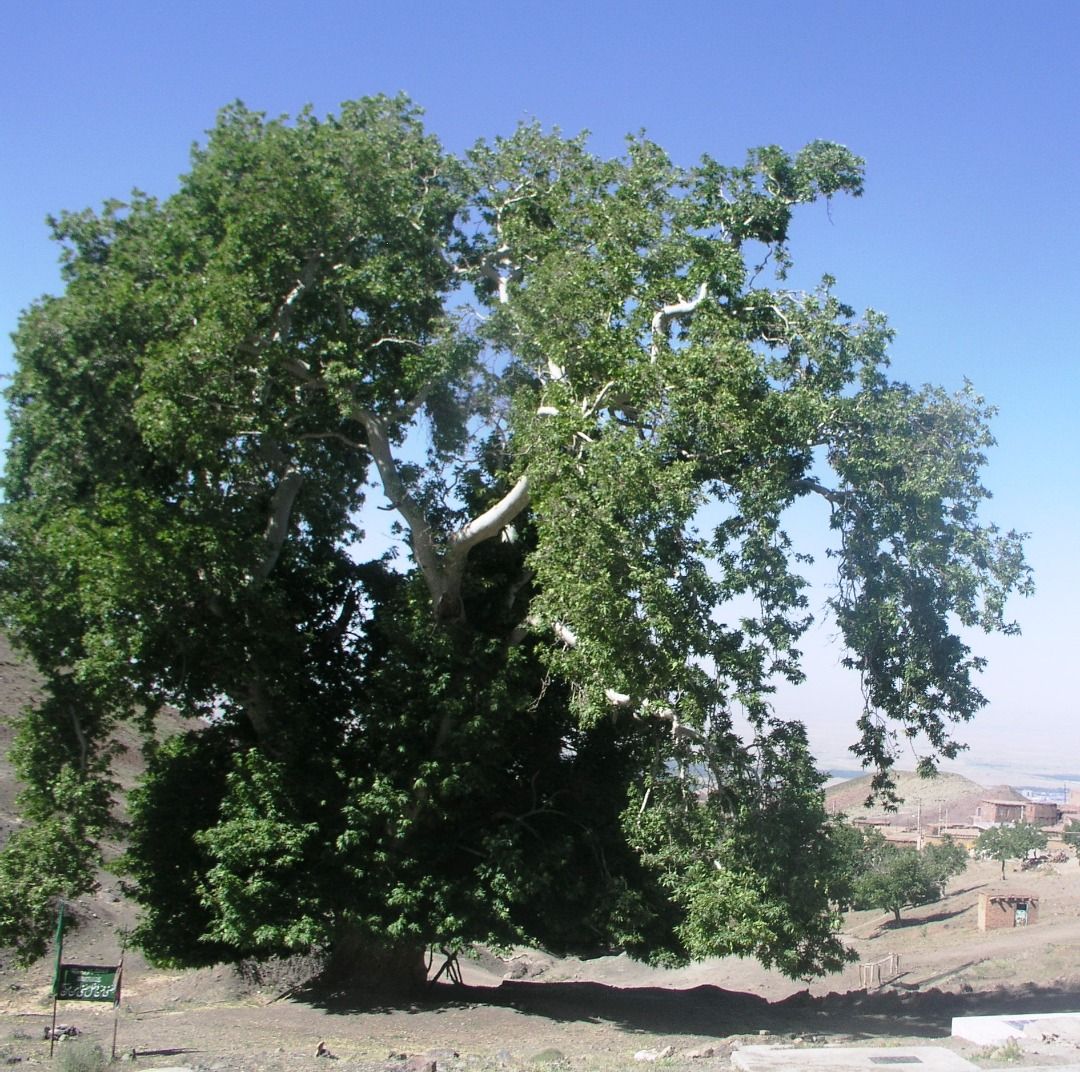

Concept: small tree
[[975, 823, 1048, 879], [922, 836, 970, 888], [852, 832, 967, 923], [1062, 820, 1080, 852]]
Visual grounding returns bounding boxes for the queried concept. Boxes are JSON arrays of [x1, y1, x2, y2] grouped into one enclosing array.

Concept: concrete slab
[[952, 1010, 1080, 1045], [731, 1044, 979, 1070]]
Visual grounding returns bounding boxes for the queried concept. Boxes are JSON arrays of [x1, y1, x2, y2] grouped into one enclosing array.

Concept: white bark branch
[[270, 254, 325, 345], [552, 621, 578, 648], [251, 467, 305, 586], [369, 336, 424, 351], [583, 381, 615, 418], [68, 706, 89, 773], [354, 405, 530, 620], [795, 477, 853, 507], [447, 476, 530, 560], [650, 282, 709, 362], [353, 405, 449, 609], [539, 618, 697, 740], [645, 703, 703, 742], [479, 244, 517, 306], [283, 356, 313, 379]]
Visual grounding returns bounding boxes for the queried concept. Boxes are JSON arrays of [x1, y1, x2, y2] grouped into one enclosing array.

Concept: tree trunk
[[321, 930, 429, 999]]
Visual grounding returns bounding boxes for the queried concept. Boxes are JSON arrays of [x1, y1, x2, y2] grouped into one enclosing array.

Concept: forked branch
[[651, 283, 708, 361]]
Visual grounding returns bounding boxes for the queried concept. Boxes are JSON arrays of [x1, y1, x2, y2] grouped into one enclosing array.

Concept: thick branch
[[353, 406, 449, 609], [437, 476, 531, 616], [243, 672, 275, 742], [479, 246, 516, 305], [552, 621, 578, 647], [269, 253, 325, 346], [251, 467, 305, 587], [449, 476, 530, 559], [353, 397, 532, 620], [68, 705, 89, 774], [651, 282, 708, 362], [794, 477, 854, 508]]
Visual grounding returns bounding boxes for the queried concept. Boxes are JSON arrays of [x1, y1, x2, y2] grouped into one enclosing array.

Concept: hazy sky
[[2, 2, 1077, 780]]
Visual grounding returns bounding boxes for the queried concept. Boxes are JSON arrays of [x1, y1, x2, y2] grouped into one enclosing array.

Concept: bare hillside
[[0, 635, 202, 976], [0, 633, 44, 838], [826, 768, 1027, 831]]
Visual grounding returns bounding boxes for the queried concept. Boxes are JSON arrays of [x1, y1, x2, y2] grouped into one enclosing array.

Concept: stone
[[634, 1046, 675, 1062]]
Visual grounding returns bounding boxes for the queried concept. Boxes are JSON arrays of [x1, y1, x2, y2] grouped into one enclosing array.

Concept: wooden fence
[[859, 952, 901, 990]]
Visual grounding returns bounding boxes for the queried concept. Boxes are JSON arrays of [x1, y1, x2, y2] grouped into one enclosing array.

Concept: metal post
[[111, 956, 124, 1060]]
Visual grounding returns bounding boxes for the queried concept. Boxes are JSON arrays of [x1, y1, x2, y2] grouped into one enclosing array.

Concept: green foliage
[[850, 830, 968, 922], [0, 690, 110, 965], [652, 727, 860, 976], [922, 837, 969, 887], [54, 1039, 107, 1072], [119, 730, 235, 966], [975, 823, 1048, 876], [0, 97, 1028, 978], [0, 816, 96, 965], [1063, 820, 1080, 849]]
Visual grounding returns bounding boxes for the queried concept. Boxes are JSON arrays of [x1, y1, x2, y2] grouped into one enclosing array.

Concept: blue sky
[[2, 1, 1077, 780]]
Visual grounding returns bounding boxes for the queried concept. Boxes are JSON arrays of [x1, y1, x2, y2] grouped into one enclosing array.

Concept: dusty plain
[[3, 855, 1080, 1070], [3, 638, 1080, 1069]]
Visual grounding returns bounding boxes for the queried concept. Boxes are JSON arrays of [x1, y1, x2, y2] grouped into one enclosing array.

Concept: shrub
[[54, 1039, 106, 1072]]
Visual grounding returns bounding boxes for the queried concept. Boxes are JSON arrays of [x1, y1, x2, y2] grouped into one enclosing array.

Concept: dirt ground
[[3, 858, 1080, 1070]]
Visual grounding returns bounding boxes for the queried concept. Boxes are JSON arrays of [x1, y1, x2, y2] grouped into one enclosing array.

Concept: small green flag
[[51, 902, 65, 997]]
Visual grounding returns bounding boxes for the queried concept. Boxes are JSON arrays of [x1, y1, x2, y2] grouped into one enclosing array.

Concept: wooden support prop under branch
[[428, 948, 464, 988]]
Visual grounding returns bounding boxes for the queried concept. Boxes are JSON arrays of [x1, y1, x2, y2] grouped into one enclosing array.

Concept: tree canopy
[[975, 823, 1048, 879], [0, 97, 1029, 979], [850, 830, 968, 923]]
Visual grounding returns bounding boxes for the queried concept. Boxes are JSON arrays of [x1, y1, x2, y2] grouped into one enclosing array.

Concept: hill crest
[[826, 767, 1026, 829]]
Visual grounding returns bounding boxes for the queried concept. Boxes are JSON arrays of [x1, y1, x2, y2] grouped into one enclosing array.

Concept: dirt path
[[9, 973, 1080, 1071], [4, 859, 1080, 1069]]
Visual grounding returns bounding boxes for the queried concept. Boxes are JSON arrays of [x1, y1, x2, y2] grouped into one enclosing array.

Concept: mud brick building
[[977, 891, 1039, 931], [974, 798, 1060, 828]]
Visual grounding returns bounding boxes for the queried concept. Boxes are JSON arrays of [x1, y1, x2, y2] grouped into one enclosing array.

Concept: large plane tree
[[0, 97, 1029, 981]]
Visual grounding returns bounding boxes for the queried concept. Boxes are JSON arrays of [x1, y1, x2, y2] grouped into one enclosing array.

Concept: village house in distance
[[829, 775, 1080, 934], [829, 773, 1080, 853], [974, 797, 1061, 829]]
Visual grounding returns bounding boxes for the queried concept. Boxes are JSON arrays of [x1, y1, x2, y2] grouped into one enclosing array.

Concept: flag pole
[[49, 902, 65, 1057], [111, 942, 125, 1061]]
